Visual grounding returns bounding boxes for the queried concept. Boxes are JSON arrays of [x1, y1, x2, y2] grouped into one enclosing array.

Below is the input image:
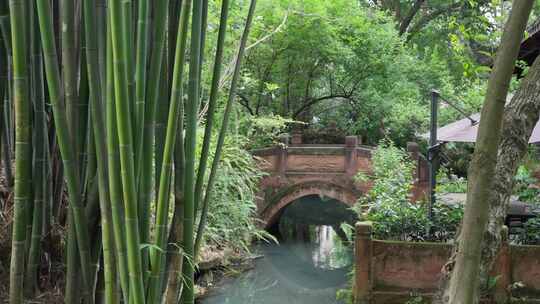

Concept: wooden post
[[354, 221, 372, 304]]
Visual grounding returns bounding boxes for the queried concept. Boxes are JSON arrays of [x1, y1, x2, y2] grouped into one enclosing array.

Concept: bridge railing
[[253, 134, 427, 177]]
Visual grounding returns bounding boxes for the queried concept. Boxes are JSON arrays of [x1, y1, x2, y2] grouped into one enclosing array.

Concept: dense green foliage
[[513, 165, 540, 202], [359, 143, 540, 244], [235, 0, 497, 146], [356, 142, 463, 242], [436, 168, 468, 194], [199, 133, 274, 251]]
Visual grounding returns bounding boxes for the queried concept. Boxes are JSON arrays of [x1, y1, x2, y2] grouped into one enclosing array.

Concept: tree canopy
[[229, 0, 514, 145]]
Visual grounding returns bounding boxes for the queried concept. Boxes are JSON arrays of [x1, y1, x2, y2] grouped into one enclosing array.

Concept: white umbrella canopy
[[422, 113, 540, 143]]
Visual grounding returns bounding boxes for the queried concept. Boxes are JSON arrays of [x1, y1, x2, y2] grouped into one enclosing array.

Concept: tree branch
[[398, 0, 425, 36], [405, 2, 462, 41], [292, 93, 354, 119], [237, 93, 255, 115]]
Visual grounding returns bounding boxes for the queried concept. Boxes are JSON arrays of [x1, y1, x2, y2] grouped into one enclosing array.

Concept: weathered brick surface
[[371, 240, 451, 291], [354, 222, 540, 304]]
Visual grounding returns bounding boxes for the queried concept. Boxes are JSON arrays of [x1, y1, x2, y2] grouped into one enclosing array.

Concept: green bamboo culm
[[77, 43, 90, 175], [8, 0, 32, 302], [0, 5, 13, 190], [60, 0, 79, 156], [134, 0, 150, 165], [65, 212, 81, 303], [195, 0, 258, 256], [0, 12, 14, 182], [147, 1, 191, 301], [163, 3, 189, 295], [122, 0, 135, 130], [182, 0, 205, 302], [109, 0, 146, 302], [194, 0, 231, 216], [25, 4, 46, 295], [137, 0, 170, 260], [83, 0, 118, 301], [35, 0, 94, 301], [106, 19, 130, 304]]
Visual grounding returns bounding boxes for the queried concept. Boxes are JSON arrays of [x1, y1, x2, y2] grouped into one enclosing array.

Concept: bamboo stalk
[[0, 11, 12, 190], [0, 50, 7, 192], [194, 0, 258, 257], [154, 64, 169, 195], [134, 0, 150, 162], [8, 0, 32, 302], [121, 0, 135, 137], [78, 50, 90, 183], [196, 0, 209, 109], [60, 0, 79, 164], [89, 224, 103, 302], [147, 1, 191, 301], [194, 0, 231, 216], [96, 0, 107, 105], [35, 0, 94, 301], [136, 0, 169, 278], [84, 123, 101, 303], [106, 18, 130, 303], [82, 0, 118, 301], [168, 0, 181, 86], [109, 0, 146, 302], [83, 118, 98, 225], [164, 73, 187, 304], [0, 13, 13, 189], [162, 3, 185, 297], [182, 0, 205, 302], [65, 212, 82, 303], [25, 4, 46, 295]]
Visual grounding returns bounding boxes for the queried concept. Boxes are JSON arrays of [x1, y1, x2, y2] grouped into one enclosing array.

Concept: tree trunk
[[438, 1, 534, 303], [479, 53, 540, 303]]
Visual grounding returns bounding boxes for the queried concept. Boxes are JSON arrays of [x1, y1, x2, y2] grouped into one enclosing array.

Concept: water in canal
[[201, 195, 356, 304]]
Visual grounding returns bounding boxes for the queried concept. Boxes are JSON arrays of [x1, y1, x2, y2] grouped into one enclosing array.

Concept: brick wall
[[354, 222, 540, 304]]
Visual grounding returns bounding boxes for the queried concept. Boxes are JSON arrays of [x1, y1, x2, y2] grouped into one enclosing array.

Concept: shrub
[[516, 217, 540, 245], [355, 141, 463, 242], [436, 167, 467, 194], [200, 134, 275, 252], [237, 114, 300, 149], [513, 165, 540, 203]]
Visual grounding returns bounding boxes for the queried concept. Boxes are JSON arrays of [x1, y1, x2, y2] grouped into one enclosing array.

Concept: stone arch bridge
[[252, 135, 429, 228]]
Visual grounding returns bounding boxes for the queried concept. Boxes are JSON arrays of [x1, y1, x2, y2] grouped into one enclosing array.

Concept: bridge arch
[[261, 181, 360, 228], [253, 135, 429, 228]]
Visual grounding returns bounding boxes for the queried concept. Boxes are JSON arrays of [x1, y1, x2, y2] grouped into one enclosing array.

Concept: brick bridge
[[252, 134, 430, 228]]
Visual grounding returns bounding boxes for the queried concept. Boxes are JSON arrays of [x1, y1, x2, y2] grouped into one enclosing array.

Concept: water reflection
[[313, 226, 350, 270], [200, 195, 355, 304]]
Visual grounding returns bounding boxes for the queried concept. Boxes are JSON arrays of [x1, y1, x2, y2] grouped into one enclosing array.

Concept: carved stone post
[[354, 222, 372, 304], [407, 142, 420, 161], [345, 136, 358, 176], [291, 133, 302, 146], [276, 133, 289, 174]]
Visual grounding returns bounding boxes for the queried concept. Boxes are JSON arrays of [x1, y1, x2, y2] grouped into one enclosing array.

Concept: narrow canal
[[201, 195, 356, 304]]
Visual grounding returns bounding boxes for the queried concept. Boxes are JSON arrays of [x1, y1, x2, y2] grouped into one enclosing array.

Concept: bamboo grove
[[1, 0, 257, 303]]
